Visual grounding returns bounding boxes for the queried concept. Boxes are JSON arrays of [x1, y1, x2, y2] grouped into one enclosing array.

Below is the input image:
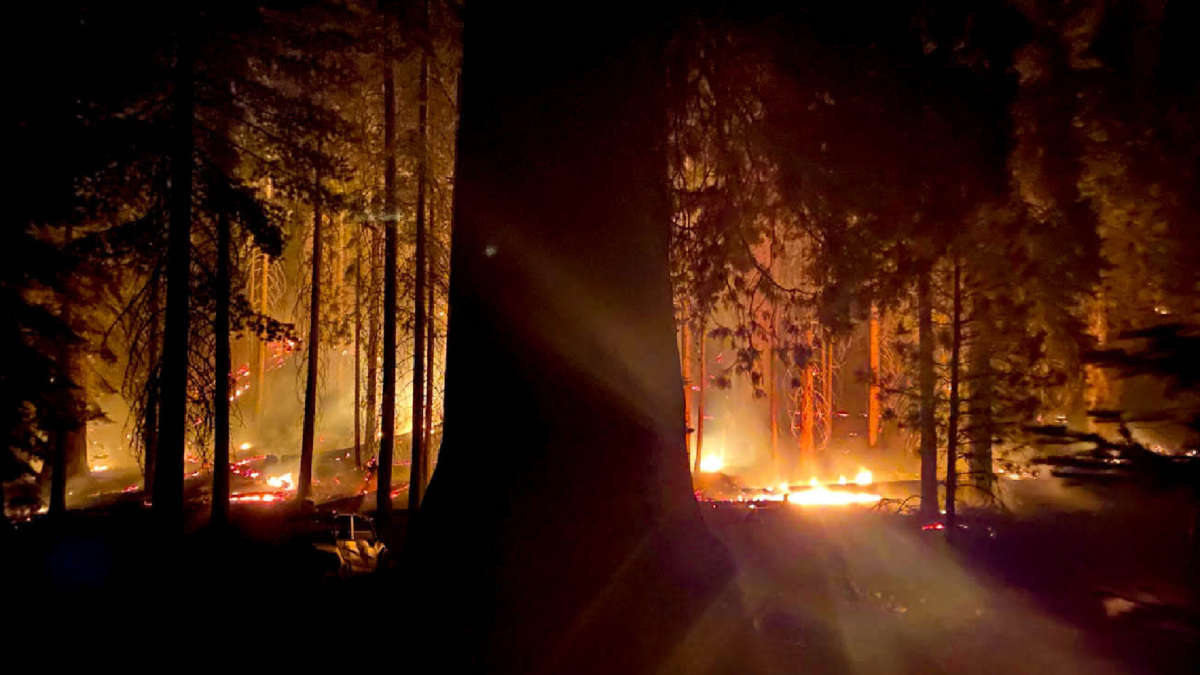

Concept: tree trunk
[[410, 26, 429, 508], [424, 205, 436, 467], [354, 220, 363, 470], [945, 259, 961, 530], [694, 321, 706, 473], [918, 266, 938, 518], [377, 58, 397, 522], [822, 337, 832, 451], [365, 226, 380, 463], [968, 295, 994, 494], [680, 319, 693, 464], [153, 30, 194, 526], [50, 223, 87, 516], [143, 275, 161, 495], [868, 303, 880, 448], [767, 317, 778, 469], [254, 251, 268, 419], [212, 209, 231, 527], [801, 326, 815, 470], [413, 6, 735, 670], [297, 171, 322, 506]]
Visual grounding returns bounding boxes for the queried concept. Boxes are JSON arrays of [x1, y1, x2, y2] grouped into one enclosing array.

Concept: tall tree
[[298, 168, 323, 506], [917, 266, 937, 517], [409, 0, 430, 507], [413, 4, 735, 670], [153, 22, 195, 526], [377, 56, 398, 522], [212, 207, 231, 526]]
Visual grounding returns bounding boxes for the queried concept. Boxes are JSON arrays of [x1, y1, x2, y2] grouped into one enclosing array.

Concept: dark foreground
[[5, 481, 1197, 673]]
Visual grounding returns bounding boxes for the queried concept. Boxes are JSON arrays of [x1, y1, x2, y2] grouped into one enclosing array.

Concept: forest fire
[[6, 2, 1199, 672]]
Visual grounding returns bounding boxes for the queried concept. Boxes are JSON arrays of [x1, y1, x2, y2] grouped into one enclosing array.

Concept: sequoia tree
[[412, 3, 738, 672]]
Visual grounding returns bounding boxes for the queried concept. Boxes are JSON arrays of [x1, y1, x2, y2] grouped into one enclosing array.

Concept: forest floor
[[4, 480, 1196, 673], [690, 484, 1198, 674]]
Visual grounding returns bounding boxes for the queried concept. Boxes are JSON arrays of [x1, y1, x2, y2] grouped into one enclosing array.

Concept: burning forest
[[4, 1, 1199, 672]]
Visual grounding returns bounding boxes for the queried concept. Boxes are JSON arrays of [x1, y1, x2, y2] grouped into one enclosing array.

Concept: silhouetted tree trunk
[[365, 226, 380, 463], [354, 220, 363, 470], [968, 295, 994, 493], [212, 208, 231, 526], [410, 22, 429, 507], [143, 275, 161, 495], [424, 206, 435, 463], [154, 29, 194, 526], [50, 223, 86, 517], [254, 251, 268, 419], [801, 325, 815, 468], [694, 321, 706, 473], [945, 259, 961, 530], [767, 315, 778, 468], [918, 266, 938, 518], [414, 6, 735, 670], [377, 58, 397, 522], [681, 321, 693, 462], [868, 303, 880, 448], [298, 170, 322, 505], [822, 337, 832, 451]]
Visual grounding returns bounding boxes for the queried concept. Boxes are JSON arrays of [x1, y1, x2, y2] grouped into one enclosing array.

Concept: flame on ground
[[699, 455, 725, 473], [786, 485, 881, 507]]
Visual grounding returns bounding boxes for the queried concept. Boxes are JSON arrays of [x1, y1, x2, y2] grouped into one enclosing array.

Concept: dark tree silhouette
[[412, 3, 739, 672]]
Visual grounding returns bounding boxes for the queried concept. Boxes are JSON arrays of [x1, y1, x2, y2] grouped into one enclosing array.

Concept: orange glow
[[699, 455, 725, 473], [855, 468, 873, 486], [787, 484, 881, 507]]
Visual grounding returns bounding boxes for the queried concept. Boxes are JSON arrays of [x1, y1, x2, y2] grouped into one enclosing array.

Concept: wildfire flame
[[787, 484, 881, 507], [699, 455, 725, 473], [266, 472, 294, 491], [855, 468, 873, 486]]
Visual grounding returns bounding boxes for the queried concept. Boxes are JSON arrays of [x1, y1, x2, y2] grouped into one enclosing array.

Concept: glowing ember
[[239, 442, 253, 451], [699, 455, 725, 473], [855, 468, 873, 486]]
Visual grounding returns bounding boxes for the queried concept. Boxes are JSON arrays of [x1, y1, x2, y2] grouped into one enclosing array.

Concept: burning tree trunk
[[945, 259, 961, 530], [409, 17, 429, 508], [154, 29, 194, 525], [212, 208, 231, 526], [377, 57, 398, 522], [868, 303, 880, 448], [413, 6, 734, 669], [918, 266, 938, 518], [297, 170, 322, 506]]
